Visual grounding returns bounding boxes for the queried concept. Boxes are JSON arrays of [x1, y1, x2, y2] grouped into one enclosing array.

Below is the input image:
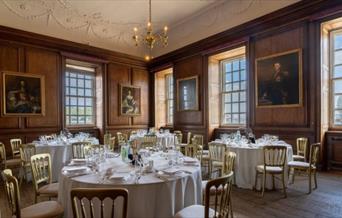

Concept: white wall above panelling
[[0, 0, 299, 58]]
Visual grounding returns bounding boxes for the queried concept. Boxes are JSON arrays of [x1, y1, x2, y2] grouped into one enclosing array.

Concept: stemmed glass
[[134, 159, 143, 184]]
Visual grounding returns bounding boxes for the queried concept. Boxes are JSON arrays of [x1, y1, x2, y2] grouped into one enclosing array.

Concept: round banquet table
[[130, 133, 175, 148], [34, 138, 99, 182], [58, 153, 202, 218], [210, 140, 293, 190]]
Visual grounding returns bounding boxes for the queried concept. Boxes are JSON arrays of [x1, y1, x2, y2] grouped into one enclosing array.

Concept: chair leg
[[262, 172, 266, 197], [229, 195, 233, 218], [282, 172, 287, 198], [272, 174, 275, 190], [308, 170, 312, 194], [314, 170, 318, 190], [209, 161, 212, 179], [254, 170, 259, 191]]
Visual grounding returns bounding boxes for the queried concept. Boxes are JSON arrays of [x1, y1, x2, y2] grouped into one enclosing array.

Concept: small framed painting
[[255, 49, 303, 108], [2, 71, 45, 116], [177, 76, 199, 111], [120, 84, 141, 116]]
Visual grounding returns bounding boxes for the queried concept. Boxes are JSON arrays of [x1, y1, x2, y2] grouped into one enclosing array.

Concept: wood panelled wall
[[0, 27, 149, 155], [149, 0, 342, 167]]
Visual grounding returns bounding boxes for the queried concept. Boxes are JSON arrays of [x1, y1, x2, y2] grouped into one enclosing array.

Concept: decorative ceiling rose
[[132, 0, 168, 61]]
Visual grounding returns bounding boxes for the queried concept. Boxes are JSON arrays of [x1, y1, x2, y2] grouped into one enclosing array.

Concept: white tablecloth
[[34, 138, 99, 182], [131, 133, 175, 148], [58, 153, 202, 218], [211, 140, 293, 190]]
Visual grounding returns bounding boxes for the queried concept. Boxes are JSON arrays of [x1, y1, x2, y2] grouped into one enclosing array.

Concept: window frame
[[329, 28, 342, 129], [64, 65, 97, 128], [165, 73, 174, 126], [219, 54, 247, 127]]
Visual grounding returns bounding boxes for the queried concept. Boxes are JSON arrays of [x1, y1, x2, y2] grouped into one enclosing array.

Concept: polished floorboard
[[1, 172, 342, 218]]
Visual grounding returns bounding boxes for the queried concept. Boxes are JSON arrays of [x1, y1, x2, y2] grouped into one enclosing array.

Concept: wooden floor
[[1, 172, 342, 218]]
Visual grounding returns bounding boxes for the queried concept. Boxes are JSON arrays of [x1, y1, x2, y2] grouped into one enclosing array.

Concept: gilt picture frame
[[119, 84, 141, 116], [2, 71, 45, 116], [177, 75, 199, 111], [255, 49, 303, 108]]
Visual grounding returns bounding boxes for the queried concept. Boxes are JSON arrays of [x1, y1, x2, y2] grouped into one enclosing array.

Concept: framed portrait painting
[[177, 76, 199, 111], [2, 71, 45, 116], [255, 49, 303, 108], [120, 84, 141, 116]]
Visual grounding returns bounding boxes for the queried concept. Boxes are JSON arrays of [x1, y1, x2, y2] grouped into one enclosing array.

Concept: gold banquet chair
[[254, 146, 287, 198], [293, 137, 308, 162], [140, 135, 157, 149], [10, 138, 22, 159], [288, 143, 320, 194], [208, 142, 226, 178], [71, 142, 92, 159], [31, 153, 59, 203], [117, 132, 128, 146], [71, 188, 128, 218], [20, 143, 36, 182], [0, 142, 23, 184], [174, 172, 234, 218], [2, 169, 64, 218]]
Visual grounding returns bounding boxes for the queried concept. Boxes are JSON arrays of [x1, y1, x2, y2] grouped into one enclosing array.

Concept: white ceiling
[[0, 0, 300, 58]]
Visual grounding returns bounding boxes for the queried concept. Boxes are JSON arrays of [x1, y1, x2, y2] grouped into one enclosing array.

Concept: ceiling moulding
[[0, 0, 302, 58], [149, 0, 342, 68]]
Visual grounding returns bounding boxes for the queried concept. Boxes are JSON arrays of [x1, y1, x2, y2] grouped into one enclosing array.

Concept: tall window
[[165, 74, 174, 125], [221, 56, 246, 125], [65, 64, 96, 126], [331, 29, 342, 126]]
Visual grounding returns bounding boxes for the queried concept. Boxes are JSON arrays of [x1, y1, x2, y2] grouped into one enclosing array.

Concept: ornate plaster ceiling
[[0, 0, 299, 58]]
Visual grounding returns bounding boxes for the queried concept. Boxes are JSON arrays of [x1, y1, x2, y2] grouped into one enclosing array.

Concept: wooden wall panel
[[252, 27, 307, 127], [132, 68, 149, 125], [107, 63, 130, 127], [25, 48, 60, 128], [174, 55, 204, 126], [0, 44, 21, 129]]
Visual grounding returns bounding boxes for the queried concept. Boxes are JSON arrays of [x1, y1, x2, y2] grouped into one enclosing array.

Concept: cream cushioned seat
[[174, 205, 216, 218], [292, 155, 305, 161], [288, 161, 315, 169], [38, 182, 59, 195], [18, 201, 64, 218], [256, 165, 283, 173]]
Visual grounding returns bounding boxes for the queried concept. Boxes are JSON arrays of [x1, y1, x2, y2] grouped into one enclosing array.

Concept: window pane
[[86, 116, 93, 124], [70, 88, 77, 95], [232, 92, 239, 102], [225, 83, 232, 92], [232, 114, 239, 124], [78, 88, 84, 96], [241, 70, 246, 80], [334, 65, 342, 78], [224, 93, 231, 103], [232, 61, 239, 71], [86, 107, 93, 116], [240, 102, 246, 113], [335, 95, 342, 109], [334, 110, 342, 125], [225, 104, 231, 113], [70, 78, 76, 86], [78, 116, 85, 124], [334, 50, 342, 65], [334, 80, 342, 94], [240, 81, 246, 90], [240, 113, 246, 124], [70, 107, 77, 115], [85, 80, 92, 88], [334, 34, 342, 50], [78, 107, 85, 115], [226, 73, 232, 83], [77, 79, 84, 87], [240, 59, 246, 70], [233, 82, 239, 91], [85, 89, 92, 97], [70, 97, 77, 106], [240, 92, 246, 101], [85, 98, 92, 106], [70, 116, 77, 124], [233, 71, 239, 82], [78, 97, 85, 106], [225, 63, 231, 72], [232, 103, 239, 113], [224, 114, 231, 124]]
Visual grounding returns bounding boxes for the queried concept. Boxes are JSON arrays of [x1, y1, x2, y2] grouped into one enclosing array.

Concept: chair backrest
[[0, 142, 7, 166], [208, 142, 226, 162], [30, 153, 52, 192], [109, 137, 116, 151], [309, 143, 320, 167], [263, 146, 287, 167], [174, 131, 183, 144], [204, 172, 234, 218], [140, 135, 157, 148], [222, 151, 236, 175], [296, 137, 308, 158], [20, 143, 36, 164], [117, 132, 128, 146], [186, 132, 192, 144], [72, 142, 92, 159], [185, 144, 198, 158], [192, 134, 204, 147], [71, 188, 128, 218], [10, 139, 21, 156], [2, 169, 21, 218]]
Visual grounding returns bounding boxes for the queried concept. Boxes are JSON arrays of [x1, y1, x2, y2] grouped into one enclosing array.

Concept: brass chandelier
[[132, 0, 168, 58]]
